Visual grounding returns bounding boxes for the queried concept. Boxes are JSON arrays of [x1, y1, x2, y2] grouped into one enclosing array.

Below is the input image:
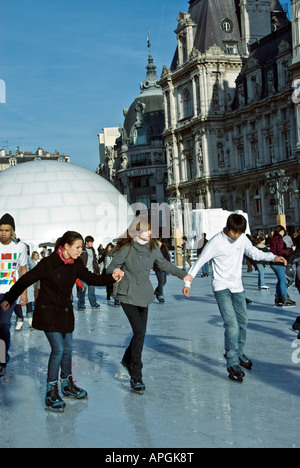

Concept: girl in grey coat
[[107, 219, 189, 393]]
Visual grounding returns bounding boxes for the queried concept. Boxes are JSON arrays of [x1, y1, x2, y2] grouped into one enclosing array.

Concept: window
[[283, 131, 292, 159], [267, 136, 275, 163], [182, 88, 192, 119], [251, 142, 259, 167], [133, 127, 148, 146], [223, 41, 238, 55], [239, 148, 245, 171], [9, 157, 17, 167], [220, 18, 233, 33], [254, 188, 262, 213]]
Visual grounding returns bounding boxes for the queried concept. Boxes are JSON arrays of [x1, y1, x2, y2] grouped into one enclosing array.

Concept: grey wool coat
[[107, 241, 187, 307]]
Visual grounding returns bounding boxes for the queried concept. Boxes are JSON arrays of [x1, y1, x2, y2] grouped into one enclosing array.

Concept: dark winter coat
[[80, 246, 100, 274], [2, 252, 115, 333], [269, 234, 291, 257], [286, 248, 300, 289]]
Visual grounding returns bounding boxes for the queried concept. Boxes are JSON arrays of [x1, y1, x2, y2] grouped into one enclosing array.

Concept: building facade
[[98, 52, 168, 213], [0, 146, 70, 172], [159, 0, 300, 236]]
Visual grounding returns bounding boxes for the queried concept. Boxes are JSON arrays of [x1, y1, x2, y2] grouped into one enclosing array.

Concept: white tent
[[0, 160, 135, 252], [188, 209, 251, 250]]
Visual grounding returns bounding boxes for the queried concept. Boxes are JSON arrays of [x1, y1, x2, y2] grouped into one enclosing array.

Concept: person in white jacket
[[183, 214, 286, 382]]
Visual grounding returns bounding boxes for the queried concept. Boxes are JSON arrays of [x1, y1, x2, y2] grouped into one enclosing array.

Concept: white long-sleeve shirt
[[185, 231, 276, 293]]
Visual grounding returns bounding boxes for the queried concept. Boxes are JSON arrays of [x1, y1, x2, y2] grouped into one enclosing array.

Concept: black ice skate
[[45, 381, 66, 413], [227, 365, 245, 383], [61, 375, 88, 400], [239, 354, 253, 370], [130, 377, 146, 395], [281, 295, 296, 307], [290, 317, 300, 338]]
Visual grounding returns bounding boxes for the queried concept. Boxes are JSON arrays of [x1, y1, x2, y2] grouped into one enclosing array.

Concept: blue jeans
[[257, 263, 266, 287], [78, 282, 98, 308], [270, 264, 287, 297], [0, 293, 16, 363], [214, 289, 248, 367], [44, 332, 73, 383]]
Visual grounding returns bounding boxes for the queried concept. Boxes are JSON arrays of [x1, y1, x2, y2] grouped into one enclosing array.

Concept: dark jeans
[[121, 303, 148, 380], [154, 271, 167, 297], [44, 332, 73, 383], [0, 293, 16, 362]]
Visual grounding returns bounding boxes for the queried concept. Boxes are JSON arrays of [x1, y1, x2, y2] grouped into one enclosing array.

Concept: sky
[[0, 0, 292, 172]]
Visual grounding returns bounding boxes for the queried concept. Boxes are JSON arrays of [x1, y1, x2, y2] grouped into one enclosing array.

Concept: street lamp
[[265, 170, 291, 226]]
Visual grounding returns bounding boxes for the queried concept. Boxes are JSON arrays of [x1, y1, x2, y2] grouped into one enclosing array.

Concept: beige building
[[159, 0, 300, 237], [0, 146, 70, 172]]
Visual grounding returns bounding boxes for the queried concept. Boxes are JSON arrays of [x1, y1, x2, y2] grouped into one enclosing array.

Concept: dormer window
[[9, 157, 17, 167], [223, 40, 238, 55]]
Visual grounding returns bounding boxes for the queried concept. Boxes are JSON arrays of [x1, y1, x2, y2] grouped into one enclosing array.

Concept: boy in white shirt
[[0, 213, 28, 376], [183, 214, 286, 382]]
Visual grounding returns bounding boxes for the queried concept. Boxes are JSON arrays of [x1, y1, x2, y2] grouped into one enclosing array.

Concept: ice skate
[[45, 381, 66, 413], [61, 375, 88, 400], [227, 365, 245, 383], [130, 377, 146, 395], [290, 317, 300, 336], [239, 354, 253, 370], [15, 319, 24, 331], [281, 295, 296, 307], [275, 294, 283, 307]]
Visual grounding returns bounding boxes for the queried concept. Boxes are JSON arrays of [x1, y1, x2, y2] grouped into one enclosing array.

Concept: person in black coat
[[1, 231, 123, 411], [287, 247, 300, 337]]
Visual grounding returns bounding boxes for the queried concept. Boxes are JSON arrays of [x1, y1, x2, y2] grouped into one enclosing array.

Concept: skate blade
[[228, 375, 243, 383], [131, 389, 144, 395], [45, 406, 65, 413], [62, 393, 88, 400]]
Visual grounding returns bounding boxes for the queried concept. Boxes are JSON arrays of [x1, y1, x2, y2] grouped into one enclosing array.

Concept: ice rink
[[0, 266, 299, 449]]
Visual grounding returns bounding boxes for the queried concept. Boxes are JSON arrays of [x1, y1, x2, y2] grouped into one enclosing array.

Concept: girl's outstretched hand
[[112, 269, 124, 282], [182, 287, 190, 298]]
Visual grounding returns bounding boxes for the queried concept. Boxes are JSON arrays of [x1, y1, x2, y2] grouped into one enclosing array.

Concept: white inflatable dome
[[0, 160, 134, 251]]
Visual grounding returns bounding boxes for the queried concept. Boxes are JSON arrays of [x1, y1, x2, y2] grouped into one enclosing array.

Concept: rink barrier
[[169, 249, 198, 267]]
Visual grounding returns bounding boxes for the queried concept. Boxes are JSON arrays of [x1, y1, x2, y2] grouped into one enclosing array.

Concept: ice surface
[[0, 267, 299, 448]]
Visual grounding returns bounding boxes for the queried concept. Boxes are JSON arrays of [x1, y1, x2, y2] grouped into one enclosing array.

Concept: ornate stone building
[[159, 0, 300, 235], [99, 52, 167, 211]]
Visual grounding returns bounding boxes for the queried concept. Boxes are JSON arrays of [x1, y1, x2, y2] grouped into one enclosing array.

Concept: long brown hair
[[114, 218, 158, 253]]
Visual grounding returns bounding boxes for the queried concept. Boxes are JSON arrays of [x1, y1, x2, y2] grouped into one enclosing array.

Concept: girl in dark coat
[[1, 231, 123, 412]]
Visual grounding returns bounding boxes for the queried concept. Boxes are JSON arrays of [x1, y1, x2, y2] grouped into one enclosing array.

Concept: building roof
[[189, 0, 243, 54], [122, 53, 164, 139]]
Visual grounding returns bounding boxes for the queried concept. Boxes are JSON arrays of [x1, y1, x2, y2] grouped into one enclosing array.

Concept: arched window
[[182, 88, 192, 119]]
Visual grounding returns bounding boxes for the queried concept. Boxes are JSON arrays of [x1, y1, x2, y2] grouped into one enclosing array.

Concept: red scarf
[[57, 245, 74, 265]]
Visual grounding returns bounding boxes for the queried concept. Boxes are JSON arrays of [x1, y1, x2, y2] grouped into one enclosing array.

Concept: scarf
[[57, 245, 74, 265], [133, 237, 149, 246]]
